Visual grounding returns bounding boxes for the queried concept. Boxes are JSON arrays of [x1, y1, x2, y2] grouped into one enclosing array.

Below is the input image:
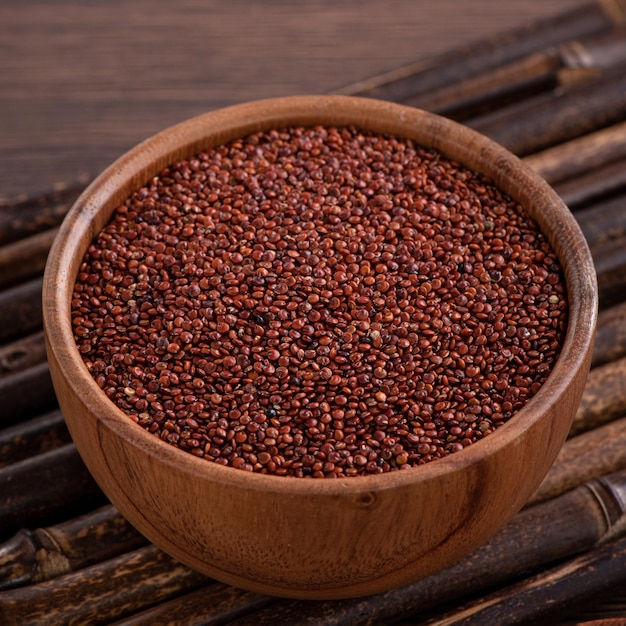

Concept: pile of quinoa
[[72, 125, 567, 477]]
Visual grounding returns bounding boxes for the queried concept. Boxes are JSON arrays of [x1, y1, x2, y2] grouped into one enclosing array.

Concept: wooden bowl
[[43, 95, 597, 599]]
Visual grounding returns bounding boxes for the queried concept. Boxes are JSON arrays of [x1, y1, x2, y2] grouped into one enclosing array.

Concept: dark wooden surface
[[1, 0, 584, 202], [3, 0, 626, 624]]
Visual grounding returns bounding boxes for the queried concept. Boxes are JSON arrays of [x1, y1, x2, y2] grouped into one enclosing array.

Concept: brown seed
[[73, 124, 567, 478]]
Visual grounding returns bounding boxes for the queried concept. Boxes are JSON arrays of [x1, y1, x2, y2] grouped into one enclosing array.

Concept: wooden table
[[2, 0, 626, 623], [1, 0, 587, 202]]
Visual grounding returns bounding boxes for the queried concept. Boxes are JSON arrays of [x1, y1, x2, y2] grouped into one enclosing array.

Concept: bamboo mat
[[2, 1, 626, 623]]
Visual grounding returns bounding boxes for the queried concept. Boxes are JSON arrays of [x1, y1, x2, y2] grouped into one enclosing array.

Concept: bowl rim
[[43, 94, 598, 496]]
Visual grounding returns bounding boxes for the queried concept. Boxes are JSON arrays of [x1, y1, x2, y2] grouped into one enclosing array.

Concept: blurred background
[[1, 0, 584, 202]]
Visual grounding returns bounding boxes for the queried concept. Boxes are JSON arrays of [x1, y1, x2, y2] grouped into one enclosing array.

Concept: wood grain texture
[[43, 95, 597, 599], [0, 505, 146, 591], [422, 534, 626, 625], [0, 0, 588, 201], [0, 545, 209, 626]]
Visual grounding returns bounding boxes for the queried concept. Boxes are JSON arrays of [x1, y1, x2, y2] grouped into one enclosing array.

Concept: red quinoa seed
[[72, 126, 568, 478]]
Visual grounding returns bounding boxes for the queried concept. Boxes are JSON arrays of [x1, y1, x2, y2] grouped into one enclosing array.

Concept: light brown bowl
[[43, 95, 597, 600]]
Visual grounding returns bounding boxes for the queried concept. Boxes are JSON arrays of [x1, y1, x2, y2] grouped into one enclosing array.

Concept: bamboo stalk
[[0, 505, 147, 592], [0, 277, 43, 345], [530, 416, 626, 506], [594, 234, 626, 308], [0, 361, 56, 427], [0, 545, 209, 626], [0, 331, 47, 379], [0, 444, 105, 540], [219, 469, 626, 626], [406, 27, 626, 120], [571, 357, 626, 437], [109, 584, 275, 626], [554, 156, 626, 209], [336, 0, 626, 103], [468, 66, 626, 156], [524, 120, 626, 185], [593, 301, 626, 367], [421, 535, 626, 626], [0, 227, 58, 291], [404, 46, 561, 120], [0, 410, 69, 468], [0, 185, 82, 248], [576, 193, 626, 249]]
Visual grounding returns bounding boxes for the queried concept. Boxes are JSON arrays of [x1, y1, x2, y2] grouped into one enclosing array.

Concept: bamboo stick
[[576, 193, 626, 249], [0, 361, 56, 427], [469, 67, 626, 156], [0, 505, 147, 592], [109, 584, 275, 626], [554, 156, 626, 209], [404, 46, 561, 120], [218, 469, 626, 626], [524, 120, 626, 185], [0, 227, 58, 291], [422, 535, 626, 626], [0, 185, 82, 248], [0, 331, 47, 379], [0, 444, 105, 540], [593, 301, 626, 368], [0, 277, 43, 345], [571, 357, 626, 437], [405, 27, 626, 120], [530, 416, 626, 506], [594, 234, 626, 308], [0, 545, 209, 626], [0, 410, 69, 468], [336, 0, 626, 103]]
